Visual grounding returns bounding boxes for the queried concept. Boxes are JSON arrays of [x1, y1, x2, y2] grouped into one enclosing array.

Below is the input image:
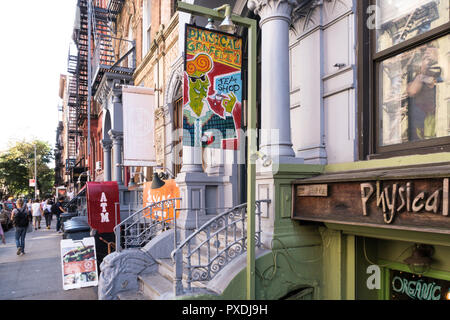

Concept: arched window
[[172, 83, 183, 176]]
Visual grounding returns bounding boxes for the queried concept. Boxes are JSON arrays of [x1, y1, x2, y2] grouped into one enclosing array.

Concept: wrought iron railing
[[114, 198, 181, 252], [171, 200, 270, 295]]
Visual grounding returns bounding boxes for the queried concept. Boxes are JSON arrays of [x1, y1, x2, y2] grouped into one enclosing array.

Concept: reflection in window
[[379, 36, 449, 146], [376, 0, 449, 52]]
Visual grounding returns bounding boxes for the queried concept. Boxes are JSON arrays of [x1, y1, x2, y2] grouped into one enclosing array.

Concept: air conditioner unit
[[95, 161, 102, 171]]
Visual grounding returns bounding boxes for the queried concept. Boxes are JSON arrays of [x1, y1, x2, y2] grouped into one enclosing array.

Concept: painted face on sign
[[186, 54, 213, 117], [188, 71, 210, 115]]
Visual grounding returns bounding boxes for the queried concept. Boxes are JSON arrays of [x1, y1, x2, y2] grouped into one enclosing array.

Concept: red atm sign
[[86, 182, 120, 233]]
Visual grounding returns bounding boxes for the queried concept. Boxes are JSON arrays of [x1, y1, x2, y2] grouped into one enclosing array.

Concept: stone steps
[[116, 290, 147, 300], [139, 272, 173, 300]]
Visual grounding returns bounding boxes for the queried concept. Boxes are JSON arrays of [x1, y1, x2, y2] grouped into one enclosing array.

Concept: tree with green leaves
[[0, 140, 54, 198]]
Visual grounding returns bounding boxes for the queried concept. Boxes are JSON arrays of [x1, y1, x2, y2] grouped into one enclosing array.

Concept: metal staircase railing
[[171, 200, 270, 295], [114, 198, 182, 252]]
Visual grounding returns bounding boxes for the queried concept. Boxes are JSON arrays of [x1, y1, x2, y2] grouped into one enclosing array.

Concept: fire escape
[[66, 0, 133, 184]]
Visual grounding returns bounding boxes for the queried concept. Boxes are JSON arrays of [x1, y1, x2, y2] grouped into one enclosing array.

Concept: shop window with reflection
[[360, 0, 449, 157], [379, 37, 448, 145]]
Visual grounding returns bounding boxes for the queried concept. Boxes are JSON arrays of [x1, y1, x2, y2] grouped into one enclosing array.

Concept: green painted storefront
[[179, 153, 450, 300]]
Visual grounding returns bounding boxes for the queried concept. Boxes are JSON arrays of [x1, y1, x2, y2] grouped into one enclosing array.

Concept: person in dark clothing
[[52, 197, 66, 233], [11, 199, 31, 255]]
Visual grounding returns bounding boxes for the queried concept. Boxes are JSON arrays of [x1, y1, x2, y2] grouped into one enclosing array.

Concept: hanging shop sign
[[86, 181, 120, 233], [122, 85, 156, 166], [183, 24, 243, 151], [66, 158, 76, 171], [142, 179, 181, 221], [390, 270, 450, 300], [60, 237, 98, 290], [292, 177, 450, 234]]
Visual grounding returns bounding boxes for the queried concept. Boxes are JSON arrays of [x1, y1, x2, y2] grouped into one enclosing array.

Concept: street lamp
[[215, 4, 236, 34], [176, 1, 258, 300]]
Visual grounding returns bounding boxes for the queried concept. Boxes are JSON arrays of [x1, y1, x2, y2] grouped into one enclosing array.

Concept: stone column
[[248, 0, 299, 162], [101, 139, 112, 181], [108, 129, 123, 185], [181, 147, 203, 173]]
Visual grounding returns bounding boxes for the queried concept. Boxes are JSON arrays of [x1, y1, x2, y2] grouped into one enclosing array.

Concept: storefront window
[[378, 35, 449, 146], [375, 0, 449, 52], [390, 269, 450, 300], [359, 0, 450, 157]]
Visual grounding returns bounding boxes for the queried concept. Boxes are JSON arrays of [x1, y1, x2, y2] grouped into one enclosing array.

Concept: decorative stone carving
[[108, 129, 123, 144], [323, 0, 351, 22], [290, 0, 323, 35], [112, 82, 122, 103], [248, 0, 299, 24], [98, 249, 156, 300], [155, 107, 166, 167], [163, 55, 184, 108], [101, 139, 112, 151], [289, 0, 353, 36]]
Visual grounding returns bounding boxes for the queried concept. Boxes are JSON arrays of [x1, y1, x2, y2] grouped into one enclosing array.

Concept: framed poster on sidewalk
[[60, 237, 98, 290]]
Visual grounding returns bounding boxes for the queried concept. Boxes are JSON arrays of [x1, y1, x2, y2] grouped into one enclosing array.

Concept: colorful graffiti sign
[[143, 179, 181, 221], [183, 24, 243, 150]]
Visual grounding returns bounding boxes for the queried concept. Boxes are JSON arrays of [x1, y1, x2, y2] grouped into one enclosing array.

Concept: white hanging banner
[[60, 237, 98, 290], [122, 85, 156, 166]]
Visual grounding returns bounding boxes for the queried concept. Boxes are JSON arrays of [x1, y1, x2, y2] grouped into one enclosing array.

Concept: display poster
[[61, 237, 98, 290], [183, 24, 243, 150], [86, 181, 120, 233], [143, 179, 181, 221]]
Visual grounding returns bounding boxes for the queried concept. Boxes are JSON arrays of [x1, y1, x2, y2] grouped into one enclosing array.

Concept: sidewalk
[[0, 220, 98, 300]]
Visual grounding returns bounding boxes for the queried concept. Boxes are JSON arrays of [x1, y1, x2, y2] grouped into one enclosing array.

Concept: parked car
[[0, 203, 13, 231]]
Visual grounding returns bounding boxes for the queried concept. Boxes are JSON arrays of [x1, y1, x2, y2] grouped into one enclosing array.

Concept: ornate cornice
[[289, 0, 351, 38], [291, 0, 323, 21]]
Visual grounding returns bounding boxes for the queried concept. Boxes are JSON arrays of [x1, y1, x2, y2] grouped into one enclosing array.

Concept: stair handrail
[[114, 197, 181, 252], [171, 199, 270, 295]]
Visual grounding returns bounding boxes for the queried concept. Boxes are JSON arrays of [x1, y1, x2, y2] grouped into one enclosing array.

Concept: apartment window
[[359, 0, 449, 158], [143, 0, 152, 57], [127, 24, 134, 68]]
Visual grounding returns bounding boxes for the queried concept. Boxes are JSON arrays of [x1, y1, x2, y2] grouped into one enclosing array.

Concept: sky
[[0, 0, 78, 165]]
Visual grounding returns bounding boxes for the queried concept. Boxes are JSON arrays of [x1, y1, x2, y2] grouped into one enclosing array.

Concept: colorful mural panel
[[183, 25, 243, 150]]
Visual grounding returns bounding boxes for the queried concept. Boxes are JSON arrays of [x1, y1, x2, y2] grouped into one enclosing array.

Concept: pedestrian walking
[[31, 199, 42, 230], [52, 197, 66, 233], [43, 198, 53, 229], [26, 199, 32, 214], [11, 199, 31, 255], [0, 222, 5, 244]]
